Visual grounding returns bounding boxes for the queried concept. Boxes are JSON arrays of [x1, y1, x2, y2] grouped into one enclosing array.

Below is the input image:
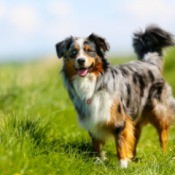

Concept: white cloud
[[45, 1, 77, 39], [9, 4, 39, 33], [126, 0, 175, 22], [48, 1, 72, 17]]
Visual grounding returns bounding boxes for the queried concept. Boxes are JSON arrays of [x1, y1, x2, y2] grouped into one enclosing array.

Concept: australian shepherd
[[55, 25, 175, 168]]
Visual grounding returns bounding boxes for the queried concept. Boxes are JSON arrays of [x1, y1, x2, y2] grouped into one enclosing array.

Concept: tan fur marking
[[63, 59, 77, 79], [84, 44, 92, 52], [133, 122, 141, 156], [137, 99, 173, 152], [115, 117, 135, 160], [90, 57, 104, 76], [107, 100, 126, 129], [86, 55, 96, 68], [73, 44, 80, 51]]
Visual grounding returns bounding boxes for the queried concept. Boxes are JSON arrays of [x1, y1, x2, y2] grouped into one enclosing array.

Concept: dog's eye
[[70, 50, 77, 57], [72, 50, 77, 55]]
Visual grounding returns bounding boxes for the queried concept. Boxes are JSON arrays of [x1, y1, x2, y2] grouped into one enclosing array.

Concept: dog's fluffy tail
[[133, 25, 174, 70]]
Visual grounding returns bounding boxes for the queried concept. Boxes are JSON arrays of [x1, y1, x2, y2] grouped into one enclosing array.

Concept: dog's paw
[[118, 159, 128, 168], [100, 151, 107, 161], [94, 151, 108, 165], [94, 157, 104, 165]]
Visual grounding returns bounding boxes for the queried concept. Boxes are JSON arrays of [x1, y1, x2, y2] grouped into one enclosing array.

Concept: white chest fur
[[72, 74, 112, 139], [72, 73, 97, 101]]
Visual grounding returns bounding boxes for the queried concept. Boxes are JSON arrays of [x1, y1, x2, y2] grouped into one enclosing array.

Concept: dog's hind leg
[[148, 103, 172, 152], [133, 122, 142, 157], [151, 119, 169, 152], [114, 117, 135, 168], [158, 127, 168, 152]]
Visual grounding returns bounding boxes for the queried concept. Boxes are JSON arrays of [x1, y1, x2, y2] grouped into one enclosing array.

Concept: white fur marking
[[119, 159, 128, 168], [73, 73, 112, 140], [75, 38, 84, 54], [143, 52, 163, 70], [74, 37, 94, 70], [73, 73, 96, 100], [75, 38, 88, 63], [81, 90, 112, 140]]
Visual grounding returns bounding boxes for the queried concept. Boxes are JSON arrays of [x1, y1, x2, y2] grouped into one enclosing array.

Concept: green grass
[[0, 50, 175, 175]]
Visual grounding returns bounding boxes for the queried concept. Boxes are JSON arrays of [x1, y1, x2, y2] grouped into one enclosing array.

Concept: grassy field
[[0, 49, 175, 175]]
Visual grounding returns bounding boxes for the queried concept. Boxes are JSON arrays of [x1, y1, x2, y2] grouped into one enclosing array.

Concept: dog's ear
[[55, 36, 73, 58], [88, 33, 110, 57]]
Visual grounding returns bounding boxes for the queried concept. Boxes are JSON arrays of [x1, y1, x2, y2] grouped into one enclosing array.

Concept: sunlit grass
[[0, 49, 174, 174]]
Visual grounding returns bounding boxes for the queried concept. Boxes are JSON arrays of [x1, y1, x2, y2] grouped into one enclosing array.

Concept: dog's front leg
[[89, 134, 106, 161], [114, 117, 135, 168]]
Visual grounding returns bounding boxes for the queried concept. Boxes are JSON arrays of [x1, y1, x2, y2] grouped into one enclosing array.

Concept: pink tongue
[[77, 69, 88, 77]]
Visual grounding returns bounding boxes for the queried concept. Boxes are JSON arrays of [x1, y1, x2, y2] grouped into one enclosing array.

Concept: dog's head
[[55, 34, 110, 78]]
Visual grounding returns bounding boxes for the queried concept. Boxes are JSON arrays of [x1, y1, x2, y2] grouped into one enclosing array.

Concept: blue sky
[[0, 0, 175, 61]]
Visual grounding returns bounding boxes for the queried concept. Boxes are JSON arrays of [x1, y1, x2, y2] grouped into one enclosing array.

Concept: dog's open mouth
[[76, 63, 94, 77], [77, 68, 89, 77]]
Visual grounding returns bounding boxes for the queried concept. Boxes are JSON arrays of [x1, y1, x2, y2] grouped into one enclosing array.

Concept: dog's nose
[[77, 58, 85, 66]]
